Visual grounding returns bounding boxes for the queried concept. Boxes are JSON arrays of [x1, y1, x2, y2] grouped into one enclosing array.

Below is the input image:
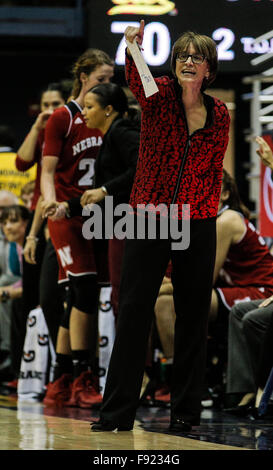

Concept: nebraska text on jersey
[[43, 100, 103, 200], [72, 136, 103, 156]]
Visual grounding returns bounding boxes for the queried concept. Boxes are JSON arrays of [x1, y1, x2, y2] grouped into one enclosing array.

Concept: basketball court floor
[[0, 392, 272, 454]]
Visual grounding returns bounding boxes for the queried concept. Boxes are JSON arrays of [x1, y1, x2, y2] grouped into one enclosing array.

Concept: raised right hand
[[124, 19, 145, 45]]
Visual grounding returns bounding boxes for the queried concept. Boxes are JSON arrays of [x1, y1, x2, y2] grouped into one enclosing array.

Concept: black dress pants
[[99, 217, 216, 426]]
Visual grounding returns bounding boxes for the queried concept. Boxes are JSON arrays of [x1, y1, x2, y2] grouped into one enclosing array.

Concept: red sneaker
[[43, 374, 72, 407], [78, 375, 103, 408], [6, 379, 18, 390], [64, 371, 102, 408], [155, 385, 171, 403]]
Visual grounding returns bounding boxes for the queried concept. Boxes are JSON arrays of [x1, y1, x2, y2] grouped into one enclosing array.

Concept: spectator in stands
[[0, 205, 30, 296], [40, 49, 114, 409], [0, 205, 30, 381], [0, 191, 20, 381], [0, 190, 18, 218]]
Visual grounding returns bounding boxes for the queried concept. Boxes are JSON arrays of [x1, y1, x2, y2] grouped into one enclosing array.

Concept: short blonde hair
[[171, 31, 218, 90]]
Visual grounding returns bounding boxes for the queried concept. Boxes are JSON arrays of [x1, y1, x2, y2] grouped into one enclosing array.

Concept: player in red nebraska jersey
[[153, 168, 273, 408], [212, 169, 273, 316], [155, 169, 273, 334], [42, 101, 103, 202], [16, 82, 68, 262], [14, 83, 68, 372], [41, 49, 114, 408], [223, 137, 273, 415]]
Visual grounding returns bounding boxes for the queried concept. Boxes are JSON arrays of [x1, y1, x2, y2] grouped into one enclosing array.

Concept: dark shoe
[[169, 418, 192, 433], [248, 407, 260, 420], [223, 392, 245, 409], [91, 420, 133, 432], [224, 396, 255, 416], [140, 379, 171, 408], [0, 356, 13, 383]]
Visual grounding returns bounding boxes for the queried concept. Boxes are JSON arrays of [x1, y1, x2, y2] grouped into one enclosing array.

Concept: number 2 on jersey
[[78, 158, 95, 187]]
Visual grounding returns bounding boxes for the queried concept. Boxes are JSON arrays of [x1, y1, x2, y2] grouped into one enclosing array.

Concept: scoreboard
[[88, 0, 273, 73]]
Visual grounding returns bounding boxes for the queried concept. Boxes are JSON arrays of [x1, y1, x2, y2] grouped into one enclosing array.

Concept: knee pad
[[69, 274, 99, 314]]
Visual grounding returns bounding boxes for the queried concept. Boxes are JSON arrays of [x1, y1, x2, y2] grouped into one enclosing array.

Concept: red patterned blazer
[[125, 54, 230, 220]]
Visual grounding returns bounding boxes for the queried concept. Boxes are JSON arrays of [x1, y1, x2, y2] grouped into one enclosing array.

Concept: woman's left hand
[[23, 237, 38, 264], [80, 188, 106, 207], [41, 200, 58, 218], [41, 200, 68, 220]]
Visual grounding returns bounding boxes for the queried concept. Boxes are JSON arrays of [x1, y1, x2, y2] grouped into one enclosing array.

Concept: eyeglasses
[[176, 52, 206, 65]]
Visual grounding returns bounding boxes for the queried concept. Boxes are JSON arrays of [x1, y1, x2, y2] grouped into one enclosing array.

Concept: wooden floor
[[0, 394, 264, 452], [0, 406, 241, 451]]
